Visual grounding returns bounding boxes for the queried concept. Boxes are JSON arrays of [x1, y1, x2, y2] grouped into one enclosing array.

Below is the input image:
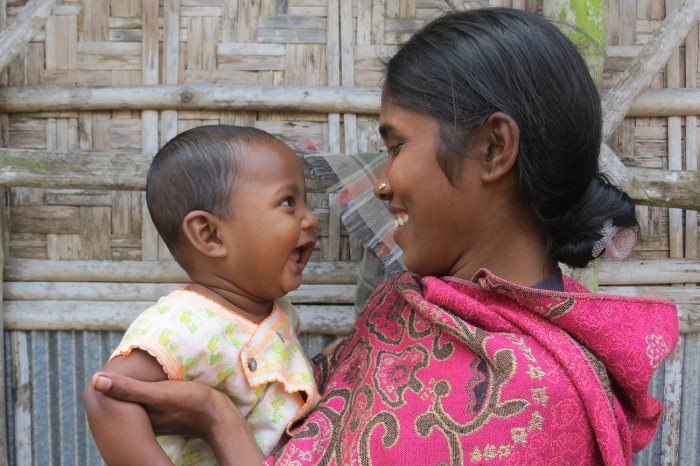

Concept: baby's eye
[[280, 197, 294, 207]]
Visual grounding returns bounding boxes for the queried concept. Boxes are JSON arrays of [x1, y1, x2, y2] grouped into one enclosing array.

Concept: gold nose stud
[[378, 182, 387, 191]]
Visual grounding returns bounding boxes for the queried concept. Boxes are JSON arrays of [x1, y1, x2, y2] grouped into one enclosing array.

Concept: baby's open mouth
[[290, 240, 315, 267]]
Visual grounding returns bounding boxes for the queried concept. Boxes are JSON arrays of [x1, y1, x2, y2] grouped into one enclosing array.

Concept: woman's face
[[376, 99, 494, 279]]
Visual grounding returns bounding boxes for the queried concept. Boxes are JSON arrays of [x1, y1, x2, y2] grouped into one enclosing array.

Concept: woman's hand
[[90, 372, 265, 465], [322, 336, 345, 358]]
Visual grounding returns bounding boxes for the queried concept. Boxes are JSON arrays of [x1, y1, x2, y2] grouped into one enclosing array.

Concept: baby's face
[[217, 140, 318, 300]]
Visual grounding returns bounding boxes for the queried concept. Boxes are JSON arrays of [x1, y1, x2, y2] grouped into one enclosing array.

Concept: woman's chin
[[393, 225, 406, 250]]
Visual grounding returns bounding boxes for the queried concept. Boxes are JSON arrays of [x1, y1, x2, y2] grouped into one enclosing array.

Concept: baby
[[83, 125, 320, 464]]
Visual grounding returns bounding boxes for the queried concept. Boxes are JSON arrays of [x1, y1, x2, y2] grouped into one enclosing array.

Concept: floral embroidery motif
[[645, 334, 670, 368], [531, 387, 550, 406], [366, 281, 406, 343], [526, 365, 546, 380], [373, 345, 429, 408]]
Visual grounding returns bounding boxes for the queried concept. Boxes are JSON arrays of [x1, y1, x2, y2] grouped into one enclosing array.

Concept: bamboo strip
[[666, 1, 684, 261], [2, 301, 355, 334], [141, 0, 161, 262], [340, 0, 358, 155], [3, 146, 696, 210], [160, 0, 180, 170], [2, 297, 695, 334], [0, 0, 57, 73], [629, 165, 700, 210], [5, 84, 700, 116], [596, 258, 700, 284], [686, 22, 699, 260], [0, 148, 150, 190], [10, 332, 30, 466], [0, 84, 382, 113], [326, 0, 341, 152], [668, 115, 685, 256], [3, 258, 361, 284], [598, 286, 700, 305], [0, 186, 6, 466], [679, 335, 700, 464], [629, 88, 700, 116], [3, 282, 356, 304], [4, 257, 699, 285], [661, 6, 695, 459], [662, 337, 683, 465]]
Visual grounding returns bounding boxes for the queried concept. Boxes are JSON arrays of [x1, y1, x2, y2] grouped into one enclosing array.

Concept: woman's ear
[[480, 111, 520, 183], [181, 211, 227, 258]]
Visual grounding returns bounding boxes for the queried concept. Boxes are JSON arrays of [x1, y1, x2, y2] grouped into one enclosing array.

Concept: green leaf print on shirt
[[207, 336, 223, 365], [216, 365, 237, 383], [224, 323, 244, 347], [158, 328, 173, 350], [180, 356, 196, 378], [177, 310, 198, 333], [270, 398, 286, 423]]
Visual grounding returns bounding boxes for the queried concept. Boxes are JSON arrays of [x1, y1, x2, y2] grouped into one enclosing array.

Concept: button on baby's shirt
[[248, 358, 257, 371]]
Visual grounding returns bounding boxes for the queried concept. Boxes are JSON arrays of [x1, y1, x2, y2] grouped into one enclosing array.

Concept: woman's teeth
[[394, 214, 409, 227]]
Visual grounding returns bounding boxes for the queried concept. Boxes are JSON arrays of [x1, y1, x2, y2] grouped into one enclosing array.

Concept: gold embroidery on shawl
[[466, 334, 551, 462], [645, 334, 670, 368]]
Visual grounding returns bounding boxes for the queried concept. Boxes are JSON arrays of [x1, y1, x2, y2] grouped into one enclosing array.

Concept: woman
[[90, 8, 678, 465]]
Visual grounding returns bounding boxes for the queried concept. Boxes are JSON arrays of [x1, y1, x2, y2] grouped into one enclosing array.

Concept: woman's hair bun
[[550, 174, 639, 268]]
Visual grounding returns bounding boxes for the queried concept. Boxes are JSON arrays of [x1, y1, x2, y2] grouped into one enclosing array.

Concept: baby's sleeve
[[110, 301, 184, 380]]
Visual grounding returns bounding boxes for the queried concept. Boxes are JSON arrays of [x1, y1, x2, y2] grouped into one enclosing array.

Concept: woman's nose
[[374, 160, 391, 200], [374, 179, 390, 200]]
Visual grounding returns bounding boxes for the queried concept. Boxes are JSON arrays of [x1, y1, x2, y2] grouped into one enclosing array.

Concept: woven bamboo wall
[[0, 0, 698, 465]]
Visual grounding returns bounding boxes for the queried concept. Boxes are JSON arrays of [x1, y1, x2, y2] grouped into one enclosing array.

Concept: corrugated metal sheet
[[3, 330, 333, 465], [3, 330, 698, 465]]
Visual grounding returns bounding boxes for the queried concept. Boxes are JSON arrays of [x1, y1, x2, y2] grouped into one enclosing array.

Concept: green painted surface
[[546, 0, 606, 86]]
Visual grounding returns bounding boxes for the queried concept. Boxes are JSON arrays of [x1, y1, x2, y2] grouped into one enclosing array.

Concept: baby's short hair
[[146, 125, 281, 260]]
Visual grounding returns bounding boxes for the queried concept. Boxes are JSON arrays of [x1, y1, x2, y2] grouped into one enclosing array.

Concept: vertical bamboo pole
[[662, 0, 684, 463], [141, 0, 161, 261], [161, 0, 180, 145], [340, 0, 357, 155], [326, 0, 341, 262], [685, 23, 699, 260], [679, 7, 699, 466], [0, 0, 8, 460], [0, 189, 8, 466]]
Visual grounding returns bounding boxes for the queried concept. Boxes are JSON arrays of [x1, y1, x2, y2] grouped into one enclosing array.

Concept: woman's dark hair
[[146, 125, 281, 260], [383, 8, 638, 268]]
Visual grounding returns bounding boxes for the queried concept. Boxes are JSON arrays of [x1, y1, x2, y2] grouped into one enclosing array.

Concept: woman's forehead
[[379, 102, 438, 135]]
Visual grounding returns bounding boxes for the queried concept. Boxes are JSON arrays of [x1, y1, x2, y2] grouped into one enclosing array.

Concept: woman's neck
[[450, 218, 557, 287]]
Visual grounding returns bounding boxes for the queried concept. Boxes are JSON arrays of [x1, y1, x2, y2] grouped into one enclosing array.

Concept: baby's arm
[[83, 349, 172, 465]]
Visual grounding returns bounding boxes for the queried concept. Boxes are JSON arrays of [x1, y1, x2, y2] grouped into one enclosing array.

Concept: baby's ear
[[182, 211, 227, 257]]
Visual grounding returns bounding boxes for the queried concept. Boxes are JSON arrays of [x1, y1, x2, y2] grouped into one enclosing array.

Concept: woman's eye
[[383, 142, 404, 158]]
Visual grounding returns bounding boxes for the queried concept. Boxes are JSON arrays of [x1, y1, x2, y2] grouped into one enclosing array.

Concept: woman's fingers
[[89, 372, 236, 438], [322, 336, 345, 357], [91, 371, 157, 405]]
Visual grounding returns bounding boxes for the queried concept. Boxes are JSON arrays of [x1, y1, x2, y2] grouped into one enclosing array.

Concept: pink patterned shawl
[[267, 270, 678, 465]]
